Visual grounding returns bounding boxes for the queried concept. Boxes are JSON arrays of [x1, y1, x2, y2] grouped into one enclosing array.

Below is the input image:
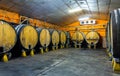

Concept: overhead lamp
[[69, 7, 82, 13], [79, 17, 90, 21]]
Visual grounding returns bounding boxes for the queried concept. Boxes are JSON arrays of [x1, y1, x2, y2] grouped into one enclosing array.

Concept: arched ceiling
[[0, 0, 119, 25]]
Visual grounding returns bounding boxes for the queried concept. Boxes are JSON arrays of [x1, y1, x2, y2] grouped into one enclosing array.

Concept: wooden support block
[[112, 58, 120, 73], [45, 48, 48, 52], [30, 49, 34, 56], [40, 48, 44, 54], [2, 54, 8, 62], [22, 50, 27, 57]]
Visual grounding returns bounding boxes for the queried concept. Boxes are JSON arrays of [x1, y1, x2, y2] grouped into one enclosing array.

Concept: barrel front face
[[85, 31, 99, 45], [39, 29, 51, 47], [0, 21, 16, 53], [72, 31, 84, 43], [52, 30, 59, 45], [60, 31, 66, 44], [20, 25, 38, 49]]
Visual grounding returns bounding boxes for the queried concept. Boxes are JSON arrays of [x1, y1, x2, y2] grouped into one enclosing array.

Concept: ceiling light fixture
[[79, 17, 90, 21], [69, 7, 82, 13]]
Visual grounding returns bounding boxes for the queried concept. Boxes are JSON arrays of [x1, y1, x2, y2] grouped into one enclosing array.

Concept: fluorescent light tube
[[69, 8, 82, 13], [79, 17, 89, 21]]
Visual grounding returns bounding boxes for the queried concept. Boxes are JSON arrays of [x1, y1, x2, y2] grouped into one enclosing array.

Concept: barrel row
[[71, 30, 100, 49], [0, 20, 70, 62], [0, 20, 100, 62]]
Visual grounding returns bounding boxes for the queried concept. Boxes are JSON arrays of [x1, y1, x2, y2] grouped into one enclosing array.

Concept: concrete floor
[[0, 48, 119, 76]]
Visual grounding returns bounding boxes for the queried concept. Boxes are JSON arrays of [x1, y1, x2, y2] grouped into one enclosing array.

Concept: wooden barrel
[[36, 28, 51, 47], [72, 31, 84, 44], [85, 30, 99, 45], [59, 31, 67, 45], [15, 24, 38, 50], [0, 20, 17, 54], [49, 29, 59, 46], [110, 9, 120, 58]]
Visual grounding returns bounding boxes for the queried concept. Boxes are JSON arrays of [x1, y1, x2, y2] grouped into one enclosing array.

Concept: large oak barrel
[[110, 9, 120, 58], [36, 28, 51, 48], [72, 31, 84, 44], [0, 20, 17, 54], [15, 24, 38, 50], [85, 30, 99, 45], [49, 29, 59, 46], [59, 31, 67, 45]]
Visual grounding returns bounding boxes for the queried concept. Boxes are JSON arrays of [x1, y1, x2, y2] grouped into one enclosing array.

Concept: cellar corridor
[[0, 48, 119, 76]]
